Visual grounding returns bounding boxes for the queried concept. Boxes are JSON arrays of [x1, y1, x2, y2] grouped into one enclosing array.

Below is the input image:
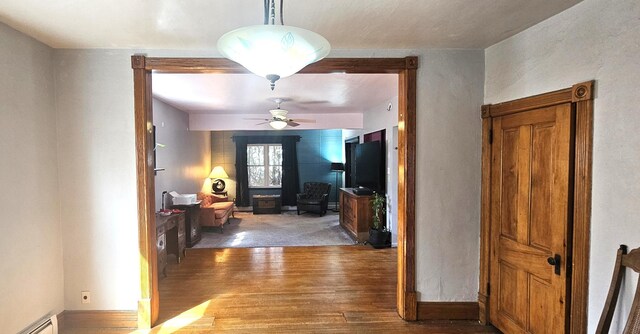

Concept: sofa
[[197, 192, 234, 232]]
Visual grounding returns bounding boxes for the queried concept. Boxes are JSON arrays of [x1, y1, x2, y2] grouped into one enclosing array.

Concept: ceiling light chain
[[218, 0, 330, 90]]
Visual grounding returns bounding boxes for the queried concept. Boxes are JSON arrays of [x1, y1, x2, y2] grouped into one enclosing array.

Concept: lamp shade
[[331, 162, 345, 171], [209, 166, 229, 179], [217, 25, 331, 87], [269, 120, 288, 130]]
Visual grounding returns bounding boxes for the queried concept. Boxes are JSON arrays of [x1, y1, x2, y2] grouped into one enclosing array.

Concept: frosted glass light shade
[[217, 25, 330, 85], [269, 120, 288, 130]]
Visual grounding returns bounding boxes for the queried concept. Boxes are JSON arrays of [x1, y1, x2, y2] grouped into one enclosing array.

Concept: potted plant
[[368, 192, 391, 248]]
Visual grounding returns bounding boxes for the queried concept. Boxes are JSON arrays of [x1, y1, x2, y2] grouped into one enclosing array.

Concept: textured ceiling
[[0, 0, 581, 49], [0, 0, 582, 130]]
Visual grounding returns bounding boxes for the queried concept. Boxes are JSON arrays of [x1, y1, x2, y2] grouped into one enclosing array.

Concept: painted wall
[[211, 129, 344, 204], [153, 98, 211, 209], [484, 0, 640, 331], [339, 49, 485, 301], [20, 47, 485, 315], [343, 95, 400, 246], [54, 50, 140, 310], [414, 50, 485, 300], [0, 23, 64, 332]]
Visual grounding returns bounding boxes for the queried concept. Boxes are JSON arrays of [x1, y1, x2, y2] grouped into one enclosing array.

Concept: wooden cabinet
[[253, 195, 282, 214], [339, 188, 373, 242], [156, 222, 167, 277], [156, 212, 186, 279], [171, 203, 202, 247]]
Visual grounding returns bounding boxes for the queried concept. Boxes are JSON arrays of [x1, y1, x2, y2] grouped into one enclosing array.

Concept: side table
[[171, 202, 202, 247]]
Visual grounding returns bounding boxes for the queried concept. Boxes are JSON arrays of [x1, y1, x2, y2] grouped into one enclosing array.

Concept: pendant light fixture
[[217, 0, 331, 90]]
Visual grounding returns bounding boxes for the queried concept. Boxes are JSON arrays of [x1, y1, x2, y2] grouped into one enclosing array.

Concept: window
[[247, 144, 283, 188]]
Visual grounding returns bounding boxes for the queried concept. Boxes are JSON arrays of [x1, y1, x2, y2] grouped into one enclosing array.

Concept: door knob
[[547, 254, 561, 275]]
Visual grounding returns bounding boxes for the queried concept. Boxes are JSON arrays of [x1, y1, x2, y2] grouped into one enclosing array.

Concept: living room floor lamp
[[331, 163, 345, 212]]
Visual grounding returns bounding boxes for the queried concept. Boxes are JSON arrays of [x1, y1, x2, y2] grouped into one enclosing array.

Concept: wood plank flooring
[[63, 246, 499, 333]]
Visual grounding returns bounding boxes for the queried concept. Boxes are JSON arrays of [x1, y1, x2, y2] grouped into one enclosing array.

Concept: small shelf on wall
[[153, 125, 166, 175]]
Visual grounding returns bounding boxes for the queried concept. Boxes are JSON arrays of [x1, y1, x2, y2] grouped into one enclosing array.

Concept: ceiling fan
[[246, 99, 316, 130]]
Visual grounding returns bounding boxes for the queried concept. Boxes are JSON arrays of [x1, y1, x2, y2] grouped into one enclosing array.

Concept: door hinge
[[488, 129, 493, 144]]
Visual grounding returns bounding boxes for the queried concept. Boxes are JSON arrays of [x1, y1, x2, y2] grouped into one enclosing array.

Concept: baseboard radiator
[[20, 314, 58, 334]]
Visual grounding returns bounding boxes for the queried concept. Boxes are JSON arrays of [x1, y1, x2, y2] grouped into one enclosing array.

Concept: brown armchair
[[197, 192, 234, 232], [296, 182, 331, 216]]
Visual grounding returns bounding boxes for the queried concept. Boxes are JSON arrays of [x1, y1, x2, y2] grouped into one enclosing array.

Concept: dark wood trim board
[[132, 56, 419, 327], [479, 80, 594, 333]]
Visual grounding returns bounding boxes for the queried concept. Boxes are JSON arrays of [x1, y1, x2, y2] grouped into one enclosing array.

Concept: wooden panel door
[[489, 104, 573, 333]]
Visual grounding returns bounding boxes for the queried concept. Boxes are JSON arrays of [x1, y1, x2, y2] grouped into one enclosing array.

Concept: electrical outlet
[[81, 291, 91, 304]]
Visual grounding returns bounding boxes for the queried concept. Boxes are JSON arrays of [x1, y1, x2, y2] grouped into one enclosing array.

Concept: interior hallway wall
[[47, 47, 485, 313], [0, 22, 64, 332], [484, 0, 640, 331], [153, 98, 211, 209]]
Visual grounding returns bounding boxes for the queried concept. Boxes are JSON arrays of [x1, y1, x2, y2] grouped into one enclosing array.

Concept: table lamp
[[209, 166, 229, 193]]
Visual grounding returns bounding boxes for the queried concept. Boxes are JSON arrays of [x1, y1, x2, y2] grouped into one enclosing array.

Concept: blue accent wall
[[211, 129, 344, 205]]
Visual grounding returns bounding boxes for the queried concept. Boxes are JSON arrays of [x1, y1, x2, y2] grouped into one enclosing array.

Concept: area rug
[[193, 211, 355, 248]]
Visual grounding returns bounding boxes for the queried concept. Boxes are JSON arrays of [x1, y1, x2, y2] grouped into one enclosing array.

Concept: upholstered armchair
[[296, 182, 332, 216], [197, 192, 234, 232]]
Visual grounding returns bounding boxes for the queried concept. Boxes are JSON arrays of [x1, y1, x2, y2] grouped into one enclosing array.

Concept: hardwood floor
[[63, 246, 498, 333]]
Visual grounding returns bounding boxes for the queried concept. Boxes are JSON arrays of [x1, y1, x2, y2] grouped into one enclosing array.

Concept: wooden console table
[[156, 212, 186, 278], [339, 188, 373, 242]]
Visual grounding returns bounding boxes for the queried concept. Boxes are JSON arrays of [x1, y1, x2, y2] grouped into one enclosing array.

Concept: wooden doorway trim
[[131, 56, 419, 328], [478, 81, 594, 333]]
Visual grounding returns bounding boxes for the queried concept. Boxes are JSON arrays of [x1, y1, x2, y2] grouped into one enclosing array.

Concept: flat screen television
[[355, 141, 383, 193]]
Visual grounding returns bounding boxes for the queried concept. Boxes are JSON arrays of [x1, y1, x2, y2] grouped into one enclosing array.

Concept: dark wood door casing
[[132, 56, 419, 327], [479, 81, 594, 334]]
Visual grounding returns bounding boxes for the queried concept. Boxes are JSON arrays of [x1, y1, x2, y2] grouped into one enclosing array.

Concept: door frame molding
[[131, 56, 419, 328], [478, 80, 594, 333]]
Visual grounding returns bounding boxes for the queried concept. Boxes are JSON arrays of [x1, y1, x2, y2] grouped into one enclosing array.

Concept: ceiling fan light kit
[[269, 120, 288, 130], [217, 0, 331, 90]]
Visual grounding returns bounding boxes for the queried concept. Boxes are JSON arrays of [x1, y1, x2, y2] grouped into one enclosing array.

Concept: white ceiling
[[153, 73, 398, 115], [0, 1, 581, 49], [0, 0, 582, 130]]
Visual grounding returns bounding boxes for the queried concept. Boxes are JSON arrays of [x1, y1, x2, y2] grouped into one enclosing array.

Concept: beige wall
[[54, 50, 140, 310], [0, 23, 64, 332], [153, 98, 211, 209], [485, 0, 640, 331], [336, 49, 485, 301], [414, 50, 484, 300], [16, 47, 484, 315], [0, 38, 486, 324]]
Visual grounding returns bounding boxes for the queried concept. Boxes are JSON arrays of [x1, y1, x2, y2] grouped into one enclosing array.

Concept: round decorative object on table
[[212, 179, 226, 193]]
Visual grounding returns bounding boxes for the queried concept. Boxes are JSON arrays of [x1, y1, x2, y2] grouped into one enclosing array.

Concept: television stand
[[339, 188, 373, 242]]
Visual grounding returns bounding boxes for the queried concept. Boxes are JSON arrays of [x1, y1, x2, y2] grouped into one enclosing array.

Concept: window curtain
[[234, 136, 249, 206], [233, 135, 300, 207], [281, 136, 300, 206]]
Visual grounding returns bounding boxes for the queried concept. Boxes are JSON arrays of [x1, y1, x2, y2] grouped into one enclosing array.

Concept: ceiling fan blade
[[244, 118, 269, 121], [287, 121, 300, 127], [255, 121, 269, 125], [291, 119, 317, 123], [298, 100, 329, 105]]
